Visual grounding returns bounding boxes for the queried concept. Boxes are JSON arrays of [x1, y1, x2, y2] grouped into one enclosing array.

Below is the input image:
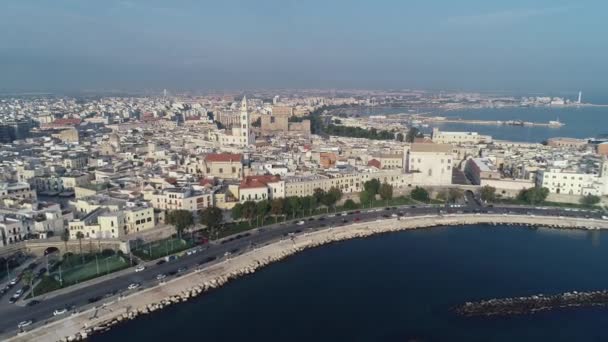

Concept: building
[[464, 158, 501, 185], [202, 153, 243, 180], [536, 168, 606, 196], [0, 215, 26, 246], [405, 143, 454, 186], [0, 182, 37, 201], [546, 137, 587, 149], [68, 202, 156, 240], [217, 97, 255, 147], [371, 154, 403, 169], [432, 128, 492, 145], [598, 142, 608, 156], [239, 175, 285, 202], [152, 187, 213, 211]]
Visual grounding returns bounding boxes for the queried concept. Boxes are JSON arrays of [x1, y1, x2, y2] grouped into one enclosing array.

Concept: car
[[156, 274, 167, 280], [177, 267, 187, 273], [296, 220, 305, 225], [318, 217, 325, 221], [342, 219, 348, 223], [8, 278, 18, 286], [320, 223, 327, 227], [354, 217, 360, 222], [384, 207, 391, 211], [156, 259, 166, 265], [17, 320, 33, 329], [391, 213, 398, 218], [128, 283, 141, 290], [327, 214, 335, 218], [26, 300, 40, 307], [308, 217, 314, 221], [53, 308, 67, 316], [134, 265, 146, 272], [355, 210, 361, 214], [9, 296, 18, 304]]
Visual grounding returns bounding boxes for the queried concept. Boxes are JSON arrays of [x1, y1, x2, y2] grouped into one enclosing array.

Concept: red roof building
[[239, 175, 281, 189], [204, 153, 242, 163], [367, 159, 381, 168]]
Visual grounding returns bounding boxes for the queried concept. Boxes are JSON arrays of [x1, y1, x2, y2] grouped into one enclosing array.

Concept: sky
[[1, 0, 607, 94]]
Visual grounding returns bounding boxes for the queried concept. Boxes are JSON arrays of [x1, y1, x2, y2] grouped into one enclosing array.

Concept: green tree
[[379, 182, 393, 201], [61, 229, 70, 255], [232, 203, 243, 221], [580, 194, 601, 207], [322, 187, 342, 208], [405, 127, 423, 143], [166, 210, 194, 238], [359, 190, 374, 207], [75, 231, 85, 264], [270, 198, 284, 222], [517, 187, 549, 205], [199, 207, 223, 231], [343, 199, 358, 210], [255, 200, 270, 224], [286, 197, 302, 218], [364, 179, 381, 195], [313, 188, 326, 204], [241, 201, 258, 225], [448, 188, 464, 203], [396, 133, 404, 142], [21, 270, 35, 297], [480, 185, 497, 203], [410, 186, 430, 202]]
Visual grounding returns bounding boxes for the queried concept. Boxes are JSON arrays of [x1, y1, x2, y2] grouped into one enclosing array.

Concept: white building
[[405, 143, 454, 186], [536, 165, 608, 196], [217, 97, 256, 147], [432, 128, 492, 145]]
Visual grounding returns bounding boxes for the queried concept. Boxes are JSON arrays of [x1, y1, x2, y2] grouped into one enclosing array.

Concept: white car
[[127, 283, 140, 290], [53, 308, 67, 316], [17, 320, 32, 329], [9, 278, 18, 286], [134, 265, 146, 272], [156, 274, 167, 281], [391, 213, 398, 218], [296, 220, 305, 225]]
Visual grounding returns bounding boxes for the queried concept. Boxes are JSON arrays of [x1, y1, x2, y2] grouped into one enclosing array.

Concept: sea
[[92, 225, 608, 342], [364, 105, 608, 143]]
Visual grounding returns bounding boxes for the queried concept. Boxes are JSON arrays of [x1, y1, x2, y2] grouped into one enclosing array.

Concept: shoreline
[[9, 214, 608, 342]]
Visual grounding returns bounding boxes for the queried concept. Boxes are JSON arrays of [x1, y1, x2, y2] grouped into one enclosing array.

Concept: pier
[[455, 290, 608, 317], [422, 117, 564, 127]]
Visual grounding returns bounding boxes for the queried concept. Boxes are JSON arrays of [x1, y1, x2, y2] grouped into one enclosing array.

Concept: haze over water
[[92, 225, 608, 342]]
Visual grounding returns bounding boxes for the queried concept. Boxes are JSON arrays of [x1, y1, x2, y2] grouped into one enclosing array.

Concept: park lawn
[[30, 254, 129, 297], [133, 238, 194, 261], [496, 198, 602, 210]]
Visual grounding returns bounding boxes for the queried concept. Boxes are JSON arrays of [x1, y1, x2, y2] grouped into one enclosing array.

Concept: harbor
[[419, 116, 564, 127]]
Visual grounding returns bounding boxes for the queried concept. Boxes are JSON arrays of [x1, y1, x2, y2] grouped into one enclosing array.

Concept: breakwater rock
[[455, 290, 608, 317]]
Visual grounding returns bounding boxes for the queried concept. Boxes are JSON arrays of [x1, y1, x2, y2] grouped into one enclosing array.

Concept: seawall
[[9, 214, 608, 342]]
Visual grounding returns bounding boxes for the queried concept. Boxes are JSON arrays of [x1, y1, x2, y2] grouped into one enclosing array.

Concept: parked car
[[296, 220, 305, 225], [156, 274, 167, 281], [134, 265, 146, 272], [17, 320, 33, 329], [127, 283, 141, 290]]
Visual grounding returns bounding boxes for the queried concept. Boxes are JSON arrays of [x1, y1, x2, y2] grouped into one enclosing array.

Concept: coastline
[[9, 214, 608, 342]]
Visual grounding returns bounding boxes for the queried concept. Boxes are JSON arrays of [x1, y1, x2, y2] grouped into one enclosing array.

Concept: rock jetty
[[455, 290, 608, 317]]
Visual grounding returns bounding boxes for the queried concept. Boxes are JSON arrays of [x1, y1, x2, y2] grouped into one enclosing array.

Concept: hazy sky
[[1, 0, 606, 93]]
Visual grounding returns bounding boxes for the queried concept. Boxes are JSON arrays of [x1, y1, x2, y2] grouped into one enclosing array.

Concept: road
[[0, 202, 603, 336]]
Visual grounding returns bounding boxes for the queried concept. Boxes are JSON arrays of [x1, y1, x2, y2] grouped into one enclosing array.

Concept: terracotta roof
[[204, 153, 242, 163], [367, 159, 381, 168], [239, 175, 280, 189], [52, 118, 81, 125]]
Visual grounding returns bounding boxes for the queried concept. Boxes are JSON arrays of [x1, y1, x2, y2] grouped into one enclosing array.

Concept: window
[[232, 167, 236, 173], [219, 168, 223, 173]]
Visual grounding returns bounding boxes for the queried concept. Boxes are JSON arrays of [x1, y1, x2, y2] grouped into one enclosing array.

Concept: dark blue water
[[92, 225, 608, 342], [366, 106, 608, 142]]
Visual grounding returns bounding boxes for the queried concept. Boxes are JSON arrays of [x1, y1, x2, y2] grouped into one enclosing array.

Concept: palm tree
[[61, 229, 70, 255], [76, 231, 85, 264]]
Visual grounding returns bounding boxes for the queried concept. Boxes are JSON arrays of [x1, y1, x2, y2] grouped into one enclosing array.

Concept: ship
[[548, 119, 564, 127]]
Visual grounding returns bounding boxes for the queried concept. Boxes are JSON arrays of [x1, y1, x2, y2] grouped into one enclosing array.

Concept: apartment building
[[238, 175, 285, 202], [432, 128, 492, 145], [68, 203, 155, 240], [464, 158, 502, 185], [152, 187, 213, 211], [0, 182, 37, 201]]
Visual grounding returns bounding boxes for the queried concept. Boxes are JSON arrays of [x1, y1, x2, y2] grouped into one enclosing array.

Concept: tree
[[61, 229, 70, 255], [75, 231, 85, 264], [364, 179, 381, 196], [286, 197, 302, 218], [480, 185, 497, 203], [322, 187, 342, 208], [232, 203, 243, 221], [396, 133, 404, 142], [199, 207, 223, 230], [270, 198, 284, 222], [241, 201, 258, 225], [410, 186, 430, 202], [517, 187, 549, 205], [405, 127, 423, 143], [379, 182, 393, 201], [21, 270, 35, 297], [166, 210, 194, 238], [255, 200, 270, 224], [448, 188, 464, 203], [580, 194, 601, 207], [313, 188, 326, 204], [359, 190, 374, 207], [343, 199, 358, 210]]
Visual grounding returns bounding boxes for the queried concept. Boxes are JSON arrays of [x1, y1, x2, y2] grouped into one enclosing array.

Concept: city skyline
[[1, 0, 607, 93]]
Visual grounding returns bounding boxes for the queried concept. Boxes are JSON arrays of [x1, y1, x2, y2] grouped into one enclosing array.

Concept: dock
[[422, 117, 564, 127]]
